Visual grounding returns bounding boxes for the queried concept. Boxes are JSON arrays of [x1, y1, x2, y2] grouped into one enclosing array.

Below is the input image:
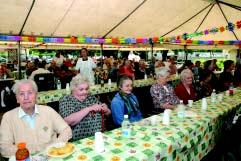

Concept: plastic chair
[[0, 79, 17, 112], [34, 73, 55, 91]]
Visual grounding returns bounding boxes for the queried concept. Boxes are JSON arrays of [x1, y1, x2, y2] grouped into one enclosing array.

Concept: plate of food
[[46, 142, 75, 158]]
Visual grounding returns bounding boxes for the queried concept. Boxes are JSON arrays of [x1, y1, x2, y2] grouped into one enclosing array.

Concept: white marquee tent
[[0, 0, 240, 49]]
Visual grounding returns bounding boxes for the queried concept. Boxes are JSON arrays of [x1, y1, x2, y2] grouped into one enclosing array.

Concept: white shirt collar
[[18, 104, 39, 118]]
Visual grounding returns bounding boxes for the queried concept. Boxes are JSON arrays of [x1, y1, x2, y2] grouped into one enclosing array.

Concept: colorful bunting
[[1, 34, 240, 46], [105, 38, 112, 43], [237, 21, 241, 28], [227, 22, 234, 31], [0, 20, 240, 46], [119, 38, 125, 44], [152, 37, 159, 43], [70, 37, 77, 43], [125, 38, 131, 44], [219, 26, 225, 32], [99, 38, 105, 44], [112, 38, 119, 44], [77, 37, 85, 43]]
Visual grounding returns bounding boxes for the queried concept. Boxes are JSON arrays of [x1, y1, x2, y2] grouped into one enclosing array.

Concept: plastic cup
[[188, 100, 193, 108], [94, 132, 105, 153], [217, 93, 223, 101], [150, 115, 157, 126], [108, 79, 111, 86]]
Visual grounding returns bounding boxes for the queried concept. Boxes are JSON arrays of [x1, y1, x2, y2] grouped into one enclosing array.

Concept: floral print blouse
[[150, 83, 180, 109]]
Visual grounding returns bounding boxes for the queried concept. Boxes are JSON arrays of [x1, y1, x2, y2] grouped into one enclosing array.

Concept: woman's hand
[[89, 104, 103, 112], [99, 103, 111, 115], [162, 102, 175, 109], [88, 103, 111, 115]]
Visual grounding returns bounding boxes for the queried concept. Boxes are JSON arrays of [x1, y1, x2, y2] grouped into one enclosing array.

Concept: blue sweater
[[111, 92, 142, 126]]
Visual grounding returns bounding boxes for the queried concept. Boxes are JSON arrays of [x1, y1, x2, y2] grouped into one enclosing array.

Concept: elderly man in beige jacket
[[0, 79, 72, 158]]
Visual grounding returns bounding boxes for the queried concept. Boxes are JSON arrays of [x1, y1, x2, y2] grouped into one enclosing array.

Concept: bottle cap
[[17, 142, 26, 149], [124, 115, 128, 119]]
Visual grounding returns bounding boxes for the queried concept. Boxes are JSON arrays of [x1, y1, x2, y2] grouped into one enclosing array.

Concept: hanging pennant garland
[[177, 20, 240, 40], [0, 34, 240, 46], [0, 20, 240, 46]]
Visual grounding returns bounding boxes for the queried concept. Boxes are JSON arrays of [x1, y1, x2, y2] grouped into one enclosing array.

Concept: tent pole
[[237, 49, 241, 65], [218, 0, 241, 11], [184, 45, 188, 60], [161, 4, 212, 37], [102, 0, 147, 38], [19, 0, 36, 35], [51, 0, 76, 35], [17, 41, 22, 80], [17, 0, 35, 80], [195, 3, 215, 32], [100, 43, 104, 69], [149, 38, 154, 63], [216, 0, 239, 40]]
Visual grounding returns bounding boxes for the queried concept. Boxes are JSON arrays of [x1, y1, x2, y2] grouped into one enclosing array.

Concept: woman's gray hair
[[180, 69, 193, 82], [155, 67, 170, 78], [117, 76, 133, 89], [12, 79, 38, 94], [70, 74, 89, 91]]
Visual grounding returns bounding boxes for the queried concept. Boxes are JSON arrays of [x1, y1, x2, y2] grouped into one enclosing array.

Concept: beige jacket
[[0, 105, 72, 158]]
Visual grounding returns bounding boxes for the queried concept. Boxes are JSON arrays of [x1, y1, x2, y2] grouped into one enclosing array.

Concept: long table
[[46, 88, 241, 161], [37, 77, 180, 104]]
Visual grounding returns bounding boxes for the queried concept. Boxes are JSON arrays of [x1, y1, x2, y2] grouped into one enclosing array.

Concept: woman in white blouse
[[75, 48, 96, 85]]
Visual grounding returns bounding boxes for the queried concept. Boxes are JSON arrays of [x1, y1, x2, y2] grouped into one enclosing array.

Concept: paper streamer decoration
[[0, 20, 240, 46]]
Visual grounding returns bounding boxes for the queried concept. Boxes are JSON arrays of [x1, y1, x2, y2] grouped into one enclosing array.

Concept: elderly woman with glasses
[[150, 67, 179, 113], [174, 69, 197, 105], [59, 75, 111, 141]]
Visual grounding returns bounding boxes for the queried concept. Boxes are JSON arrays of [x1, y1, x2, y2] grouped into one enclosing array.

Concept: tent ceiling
[[110, 0, 210, 37], [0, 0, 240, 42], [0, 0, 30, 35], [169, 3, 241, 40]]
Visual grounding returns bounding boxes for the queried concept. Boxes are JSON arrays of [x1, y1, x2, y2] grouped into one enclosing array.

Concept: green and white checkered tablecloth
[[47, 88, 241, 161], [37, 77, 179, 104]]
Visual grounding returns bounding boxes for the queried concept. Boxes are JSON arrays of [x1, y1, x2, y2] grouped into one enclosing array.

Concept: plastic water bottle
[[24, 73, 27, 79], [66, 83, 70, 94], [122, 115, 131, 138], [100, 79, 104, 87], [144, 73, 147, 80], [16, 142, 30, 161], [202, 98, 208, 110], [229, 83, 234, 96], [211, 89, 216, 103], [108, 79, 112, 86], [175, 72, 179, 78], [177, 100, 185, 118], [57, 79, 61, 90]]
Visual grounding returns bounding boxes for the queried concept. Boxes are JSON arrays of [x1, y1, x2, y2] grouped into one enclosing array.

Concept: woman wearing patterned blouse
[[150, 67, 180, 113], [59, 75, 111, 141]]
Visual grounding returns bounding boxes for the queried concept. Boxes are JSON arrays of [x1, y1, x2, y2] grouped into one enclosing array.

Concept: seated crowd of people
[[0, 50, 241, 158]]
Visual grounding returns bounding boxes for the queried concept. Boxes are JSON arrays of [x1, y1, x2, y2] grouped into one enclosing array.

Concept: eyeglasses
[[18, 90, 36, 97]]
